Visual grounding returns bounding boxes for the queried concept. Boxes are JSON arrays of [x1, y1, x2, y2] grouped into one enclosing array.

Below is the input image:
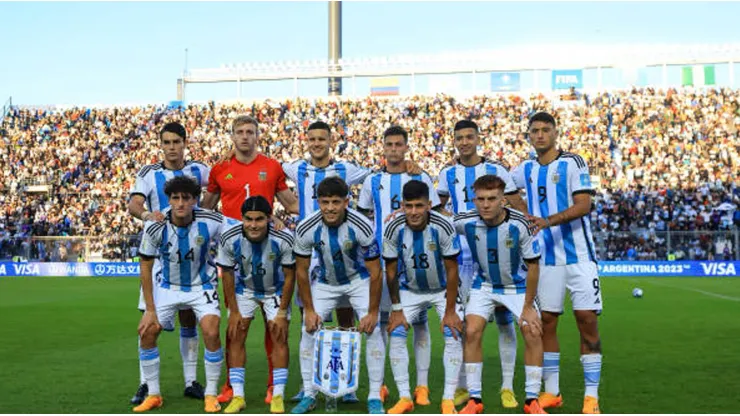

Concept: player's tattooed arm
[[274, 265, 295, 343], [276, 189, 299, 215], [441, 257, 463, 340], [520, 258, 542, 336], [359, 257, 382, 334], [295, 255, 321, 333], [129, 195, 164, 222], [138, 256, 161, 335], [385, 258, 401, 305], [200, 190, 221, 211]]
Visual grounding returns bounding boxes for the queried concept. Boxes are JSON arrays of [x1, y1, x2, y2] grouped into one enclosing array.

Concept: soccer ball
[[632, 288, 644, 298]]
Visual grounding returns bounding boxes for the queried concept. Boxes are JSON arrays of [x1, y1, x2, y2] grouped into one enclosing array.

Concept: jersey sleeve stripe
[[384, 215, 406, 239], [296, 213, 323, 238], [347, 211, 374, 236], [269, 229, 295, 246]]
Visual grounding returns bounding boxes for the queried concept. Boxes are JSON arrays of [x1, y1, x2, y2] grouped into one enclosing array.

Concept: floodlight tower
[[328, 1, 342, 96]]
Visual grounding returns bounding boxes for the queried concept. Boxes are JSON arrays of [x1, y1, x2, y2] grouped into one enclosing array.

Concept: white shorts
[[538, 262, 603, 313], [465, 285, 539, 323], [234, 292, 291, 322], [310, 278, 373, 323], [400, 289, 463, 325], [155, 288, 221, 332], [295, 254, 351, 310]]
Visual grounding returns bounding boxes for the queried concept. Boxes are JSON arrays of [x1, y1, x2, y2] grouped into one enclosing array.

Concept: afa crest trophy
[[312, 326, 361, 410]]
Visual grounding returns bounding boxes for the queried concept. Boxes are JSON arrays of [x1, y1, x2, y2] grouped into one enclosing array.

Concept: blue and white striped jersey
[[130, 161, 210, 212], [138, 208, 227, 292], [216, 224, 296, 298], [454, 209, 541, 294], [383, 211, 461, 292], [358, 170, 441, 249], [294, 208, 379, 286], [437, 159, 518, 215], [283, 160, 371, 221], [512, 151, 598, 266]]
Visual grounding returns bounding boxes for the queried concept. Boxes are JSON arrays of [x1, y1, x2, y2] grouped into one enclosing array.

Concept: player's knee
[[574, 310, 598, 327], [521, 324, 542, 346], [200, 321, 220, 342], [464, 324, 483, 344]]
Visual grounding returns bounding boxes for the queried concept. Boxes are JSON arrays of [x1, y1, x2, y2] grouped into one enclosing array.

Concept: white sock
[[442, 329, 463, 400], [204, 348, 223, 396], [299, 328, 317, 398], [229, 367, 245, 398], [138, 337, 146, 385], [465, 362, 483, 399], [543, 352, 560, 395], [379, 322, 388, 387], [581, 353, 602, 399], [525, 366, 543, 400], [389, 326, 411, 398], [139, 347, 161, 395], [497, 321, 517, 391], [366, 326, 385, 400], [413, 321, 431, 387], [273, 368, 288, 397], [180, 326, 198, 387]]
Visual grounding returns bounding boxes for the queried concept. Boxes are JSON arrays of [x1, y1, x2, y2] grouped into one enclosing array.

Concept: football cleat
[[414, 385, 430, 406], [184, 381, 205, 400], [132, 395, 162, 413], [130, 383, 148, 405]]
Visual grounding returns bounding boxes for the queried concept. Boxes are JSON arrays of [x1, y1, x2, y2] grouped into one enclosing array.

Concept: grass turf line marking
[[646, 279, 740, 302]]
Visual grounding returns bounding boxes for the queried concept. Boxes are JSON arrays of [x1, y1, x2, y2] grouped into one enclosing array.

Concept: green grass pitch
[[2, 276, 740, 413]]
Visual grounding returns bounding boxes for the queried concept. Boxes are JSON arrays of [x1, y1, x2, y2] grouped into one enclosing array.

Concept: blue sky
[[1, 1, 740, 105]]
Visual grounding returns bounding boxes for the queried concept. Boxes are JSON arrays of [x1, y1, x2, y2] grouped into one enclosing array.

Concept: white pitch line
[[646, 280, 740, 302]]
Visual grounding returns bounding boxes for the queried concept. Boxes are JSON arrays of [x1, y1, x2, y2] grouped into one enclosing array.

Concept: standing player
[[358, 125, 439, 407], [453, 175, 546, 415], [291, 177, 385, 415], [437, 120, 528, 408], [216, 196, 297, 414], [128, 121, 209, 404], [202, 115, 299, 405], [383, 180, 464, 415], [134, 176, 228, 413], [512, 112, 602, 414]]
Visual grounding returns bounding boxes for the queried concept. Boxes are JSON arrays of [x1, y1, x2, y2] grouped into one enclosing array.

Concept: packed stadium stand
[[1, 88, 739, 262]]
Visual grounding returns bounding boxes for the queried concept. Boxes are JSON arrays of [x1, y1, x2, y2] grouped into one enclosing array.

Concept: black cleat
[[184, 381, 205, 400], [130, 383, 148, 405]]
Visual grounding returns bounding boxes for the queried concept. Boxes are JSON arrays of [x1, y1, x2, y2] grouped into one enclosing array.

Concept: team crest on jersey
[[195, 236, 205, 246], [343, 240, 354, 252], [259, 170, 268, 181], [427, 241, 437, 251], [268, 252, 277, 261], [552, 173, 560, 184], [505, 235, 514, 249]]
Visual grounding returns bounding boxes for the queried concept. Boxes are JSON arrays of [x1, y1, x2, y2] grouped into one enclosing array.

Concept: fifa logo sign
[[555, 75, 578, 84]]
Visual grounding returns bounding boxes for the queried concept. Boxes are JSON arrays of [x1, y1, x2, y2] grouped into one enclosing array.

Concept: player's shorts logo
[[259, 171, 267, 181]]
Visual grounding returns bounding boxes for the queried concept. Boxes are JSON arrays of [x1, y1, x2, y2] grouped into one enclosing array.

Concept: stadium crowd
[[1, 87, 739, 261]]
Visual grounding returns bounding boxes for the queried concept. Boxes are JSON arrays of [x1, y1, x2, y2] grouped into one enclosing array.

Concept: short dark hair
[[307, 121, 331, 135], [528, 112, 557, 128], [241, 195, 272, 216], [316, 176, 349, 199], [402, 180, 429, 201], [472, 175, 506, 192], [383, 125, 408, 143], [454, 120, 479, 133], [160, 122, 187, 141], [164, 176, 201, 198]]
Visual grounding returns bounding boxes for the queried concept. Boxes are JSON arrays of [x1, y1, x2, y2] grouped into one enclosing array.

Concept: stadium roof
[[184, 43, 740, 84]]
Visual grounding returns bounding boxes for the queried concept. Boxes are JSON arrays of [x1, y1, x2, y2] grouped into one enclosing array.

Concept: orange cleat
[[524, 399, 548, 414], [264, 385, 274, 405], [537, 393, 563, 409], [380, 385, 390, 403], [387, 397, 414, 414], [459, 399, 483, 414], [583, 396, 601, 414], [133, 395, 163, 413], [414, 385, 430, 406], [441, 399, 457, 414], [217, 383, 233, 404], [205, 395, 221, 413]]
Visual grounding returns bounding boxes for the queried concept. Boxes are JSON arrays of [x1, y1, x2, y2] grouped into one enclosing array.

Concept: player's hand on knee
[[272, 317, 289, 343], [138, 310, 161, 336], [227, 312, 244, 340], [304, 310, 322, 334], [519, 305, 541, 337], [359, 314, 378, 335], [387, 310, 409, 334], [442, 311, 463, 340]]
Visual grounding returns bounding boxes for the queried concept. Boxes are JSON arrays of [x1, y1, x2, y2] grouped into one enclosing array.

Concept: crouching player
[[454, 175, 547, 414], [135, 176, 229, 413], [383, 180, 465, 415], [216, 196, 297, 414]]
